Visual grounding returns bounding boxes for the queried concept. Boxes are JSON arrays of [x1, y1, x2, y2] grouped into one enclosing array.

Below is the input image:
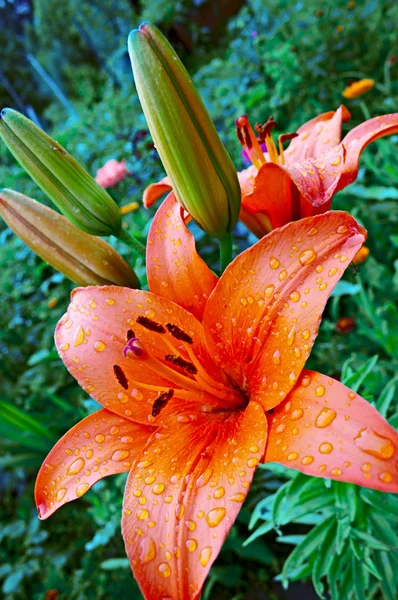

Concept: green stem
[[359, 100, 371, 121], [115, 227, 146, 258], [219, 234, 233, 273]]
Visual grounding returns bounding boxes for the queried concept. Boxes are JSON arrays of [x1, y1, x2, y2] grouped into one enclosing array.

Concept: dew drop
[[229, 493, 246, 502], [199, 546, 212, 567], [299, 248, 317, 265], [145, 476, 155, 485], [73, 325, 85, 347], [158, 562, 171, 578], [319, 442, 333, 454], [279, 270, 287, 281], [76, 483, 89, 497], [247, 457, 258, 468], [315, 385, 325, 397], [196, 468, 213, 488], [354, 428, 395, 460], [290, 291, 300, 303], [331, 468, 342, 476], [94, 340, 106, 352], [141, 538, 156, 564], [175, 503, 185, 519], [270, 257, 280, 269], [291, 409, 303, 421], [186, 539, 197, 552], [185, 520, 196, 532], [95, 434, 105, 444], [265, 284, 275, 298], [136, 509, 149, 520], [301, 456, 314, 465], [152, 483, 165, 495], [112, 450, 130, 462], [56, 488, 67, 502], [67, 457, 85, 475], [206, 507, 226, 527], [315, 407, 337, 428], [272, 350, 281, 365], [287, 452, 298, 461], [379, 471, 392, 484], [213, 487, 225, 499]]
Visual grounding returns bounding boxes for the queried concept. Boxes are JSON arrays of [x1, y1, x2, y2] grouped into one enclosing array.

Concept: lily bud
[[128, 22, 241, 240], [0, 189, 139, 288], [0, 109, 121, 236]]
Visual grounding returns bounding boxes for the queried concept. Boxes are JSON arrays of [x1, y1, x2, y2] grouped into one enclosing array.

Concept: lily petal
[[337, 113, 398, 190], [143, 176, 172, 208], [204, 211, 366, 411], [284, 105, 351, 162], [282, 144, 346, 208], [147, 193, 218, 321], [56, 287, 229, 425], [264, 370, 398, 493], [35, 409, 152, 519], [122, 400, 267, 600]]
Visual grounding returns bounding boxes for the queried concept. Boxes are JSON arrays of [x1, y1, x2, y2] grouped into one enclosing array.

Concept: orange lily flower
[[35, 194, 398, 599], [143, 107, 398, 237]]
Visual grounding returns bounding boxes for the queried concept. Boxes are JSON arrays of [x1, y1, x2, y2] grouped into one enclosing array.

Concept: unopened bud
[[0, 109, 121, 236], [0, 189, 139, 287], [128, 22, 241, 240]]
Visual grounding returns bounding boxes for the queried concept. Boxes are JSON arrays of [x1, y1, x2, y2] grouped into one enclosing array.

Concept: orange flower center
[[119, 316, 247, 418]]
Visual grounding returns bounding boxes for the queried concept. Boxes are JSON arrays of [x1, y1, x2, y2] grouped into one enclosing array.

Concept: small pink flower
[[95, 159, 129, 188]]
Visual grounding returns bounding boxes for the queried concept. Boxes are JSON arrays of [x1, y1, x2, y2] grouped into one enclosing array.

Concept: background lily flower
[[143, 107, 398, 237], [36, 195, 398, 600], [342, 79, 375, 99], [95, 159, 130, 188]]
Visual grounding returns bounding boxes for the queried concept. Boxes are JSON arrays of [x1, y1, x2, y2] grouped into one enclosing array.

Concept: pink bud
[[95, 159, 130, 188]]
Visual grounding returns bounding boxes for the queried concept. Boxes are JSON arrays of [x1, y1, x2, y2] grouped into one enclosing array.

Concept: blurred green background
[[1, 0, 398, 599]]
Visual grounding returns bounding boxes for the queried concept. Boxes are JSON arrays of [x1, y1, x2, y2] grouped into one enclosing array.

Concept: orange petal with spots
[[337, 113, 398, 190], [284, 105, 351, 162], [147, 193, 218, 321], [35, 409, 153, 519], [143, 176, 172, 208], [204, 211, 366, 411], [282, 144, 346, 208], [264, 370, 398, 493], [55, 286, 236, 426], [122, 400, 267, 600]]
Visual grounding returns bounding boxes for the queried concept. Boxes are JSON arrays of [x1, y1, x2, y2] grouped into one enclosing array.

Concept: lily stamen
[[278, 132, 299, 165], [236, 115, 266, 170], [255, 117, 279, 163]]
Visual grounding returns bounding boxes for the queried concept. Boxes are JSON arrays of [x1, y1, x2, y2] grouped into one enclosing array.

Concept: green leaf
[[341, 355, 378, 391], [281, 516, 335, 587], [351, 529, 392, 551], [352, 556, 368, 600], [375, 376, 398, 417]]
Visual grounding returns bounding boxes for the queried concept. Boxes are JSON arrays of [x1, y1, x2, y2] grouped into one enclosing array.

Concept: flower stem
[[359, 100, 371, 121], [219, 234, 233, 273], [115, 227, 146, 258]]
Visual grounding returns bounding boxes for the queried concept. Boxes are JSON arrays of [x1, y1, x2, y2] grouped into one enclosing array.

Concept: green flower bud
[[0, 109, 121, 236], [0, 189, 139, 288], [128, 22, 241, 240]]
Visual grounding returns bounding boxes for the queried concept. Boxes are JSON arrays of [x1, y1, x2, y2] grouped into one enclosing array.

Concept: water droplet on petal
[[136, 509, 149, 520], [229, 492, 246, 502], [315, 407, 337, 428], [94, 341, 106, 352], [186, 539, 197, 552], [291, 409, 303, 421], [76, 483, 89, 497], [287, 452, 298, 461], [158, 562, 171, 578], [354, 428, 395, 460], [56, 488, 67, 502], [206, 507, 226, 527], [196, 468, 213, 488], [315, 385, 325, 397], [152, 483, 165, 495], [299, 248, 317, 266], [112, 450, 130, 462], [379, 471, 392, 483], [141, 538, 156, 564], [213, 487, 225, 499], [95, 434, 105, 443], [301, 456, 314, 465], [67, 457, 85, 475], [319, 442, 333, 454], [270, 257, 280, 269], [199, 546, 212, 567]]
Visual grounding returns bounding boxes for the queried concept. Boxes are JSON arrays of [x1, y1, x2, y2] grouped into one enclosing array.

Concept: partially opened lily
[[36, 195, 398, 600], [144, 107, 398, 237]]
